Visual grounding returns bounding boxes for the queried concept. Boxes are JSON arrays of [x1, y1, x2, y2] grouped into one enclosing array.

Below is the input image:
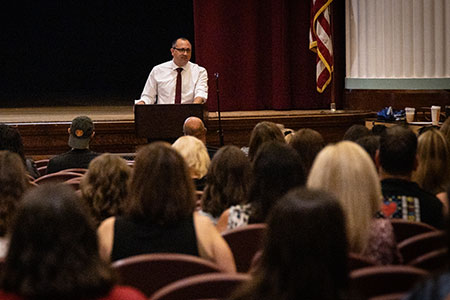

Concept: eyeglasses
[[173, 47, 191, 53]]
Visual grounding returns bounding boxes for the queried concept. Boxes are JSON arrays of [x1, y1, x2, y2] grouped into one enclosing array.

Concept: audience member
[[183, 116, 218, 159], [342, 124, 371, 141], [0, 183, 146, 300], [355, 135, 380, 163], [403, 184, 450, 300], [440, 117, 450, 146], [172, 135, 210, 191], [289, 128, 325, 175], [216, 141, 306, 232], [0, 124, 39, 178], [377, 125, 444, 229], [308, 141, 401, 265], [200, 146, 252, 224], [47, 116, 100, 174], [80, 154, 132, 227], [247, 121, 285, 161], [230, 188, 349, 300], [97, 142, 235, 272], [412, 128, 450, 215], [0, 151, 30, 258]]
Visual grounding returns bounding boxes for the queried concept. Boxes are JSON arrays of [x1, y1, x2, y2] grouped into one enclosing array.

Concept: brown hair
[[248, 122, 285, 161], [80, 154, 131, 226], [127, 142, 195, 224], [0, 151, 29, 236], [289, 128, 325, 175], [413, 129, 450, 194], [202, 146, 252, 218]]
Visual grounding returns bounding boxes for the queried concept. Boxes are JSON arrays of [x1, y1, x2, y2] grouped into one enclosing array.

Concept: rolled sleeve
[[194, 67, 208, 102]]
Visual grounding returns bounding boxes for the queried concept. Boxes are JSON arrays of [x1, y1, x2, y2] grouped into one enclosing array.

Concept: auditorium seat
[[222, 223, 266, 273], [111, 253, 222, 297], [33, 171, 83, 185], [150, 273, 250, 300], [398, 230, 447, 263], [348, 252, 377, 271], [350, 265, 429, 299], [390, 219, 437, 243]]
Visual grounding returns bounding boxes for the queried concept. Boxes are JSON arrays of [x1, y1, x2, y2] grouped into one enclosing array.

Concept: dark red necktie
[[175, 67, 183, 104]]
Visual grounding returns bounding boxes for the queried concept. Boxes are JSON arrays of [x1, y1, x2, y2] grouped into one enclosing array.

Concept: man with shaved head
[[183, 116, 217, 159]]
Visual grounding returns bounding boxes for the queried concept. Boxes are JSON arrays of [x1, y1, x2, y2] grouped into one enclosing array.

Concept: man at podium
[[135, 37, 208, 105]]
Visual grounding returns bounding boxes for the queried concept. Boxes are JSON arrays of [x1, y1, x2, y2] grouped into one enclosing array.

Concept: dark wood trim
[[343, 89, 450, 111]]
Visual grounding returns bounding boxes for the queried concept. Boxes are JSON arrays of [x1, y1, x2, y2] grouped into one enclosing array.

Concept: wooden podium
[[134, 104, 207, 140]]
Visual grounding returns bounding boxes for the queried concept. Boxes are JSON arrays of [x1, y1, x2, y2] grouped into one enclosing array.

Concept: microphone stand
[[215, 73, 224, 146]]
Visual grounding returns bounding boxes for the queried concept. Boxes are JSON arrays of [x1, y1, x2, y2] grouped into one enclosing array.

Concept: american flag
[[309, 0, 334, 93]]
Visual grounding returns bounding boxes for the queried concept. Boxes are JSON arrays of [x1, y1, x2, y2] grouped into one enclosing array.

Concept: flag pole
[[330, 1, 336, 112]]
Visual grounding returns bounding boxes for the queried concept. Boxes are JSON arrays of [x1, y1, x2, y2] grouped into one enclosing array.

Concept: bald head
[[183, 117, 207, 144]]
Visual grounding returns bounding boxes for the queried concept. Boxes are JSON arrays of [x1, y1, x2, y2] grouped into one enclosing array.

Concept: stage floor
[[0, 105, 368, 123]]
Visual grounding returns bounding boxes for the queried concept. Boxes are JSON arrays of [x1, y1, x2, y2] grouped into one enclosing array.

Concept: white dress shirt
[[136, 60, 208, 104]]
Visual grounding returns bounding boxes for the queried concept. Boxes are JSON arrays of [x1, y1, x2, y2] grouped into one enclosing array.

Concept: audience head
[[289, 128, 325, 175], [127, 142, 195, 224], [249, 141, 306, 223], [355, 135, 380, 163], [172, 135, 210, 179], [413, 128, 450, 195], [0, 151, 29, 237], [371, 124, 387, 136], [202, 145, 252, 218], [248, 121, 285, 161], [307, 141, 382, 253], [0, 124, 27, 165], [378, 125, 418, 177], [1, 183, 113, 299], [183, 116, 207, 144], [440, 117, 450, 146], [68, 116, 95, 149], [231, 188, 348, 300], [80, 154, 131, 226], [342, 124, 371, 141]]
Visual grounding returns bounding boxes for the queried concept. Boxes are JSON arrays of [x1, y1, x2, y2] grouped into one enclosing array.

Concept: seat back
[[350, 265, 429, 299], [222, 223, 267, 273], [348, 252, 377, 271], [111, 253, 222, 297], [398, 230, 447, 263], [408, 248, 448, 273], [390, 219, 437, 243], [33, 171, 83, 184], [150, 273, 250, 300], [65, 177, 83, 191], [61, 168, 88, 174]]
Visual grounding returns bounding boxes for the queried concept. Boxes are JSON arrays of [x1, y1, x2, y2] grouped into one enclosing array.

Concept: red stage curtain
[[193, 0, 344, 112]]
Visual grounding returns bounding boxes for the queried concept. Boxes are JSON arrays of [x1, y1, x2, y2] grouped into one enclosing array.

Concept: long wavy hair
[[80, 153, 131, 226], [202, 146, 252, 218], [307, 141, 382, 254], [0, 151, 29, 237], [1, 183, 114, 299], [231, 188, 349, 300], [248, 141, 306, 223], [413, 129, 450, 195], [127, 142, 195, 225]]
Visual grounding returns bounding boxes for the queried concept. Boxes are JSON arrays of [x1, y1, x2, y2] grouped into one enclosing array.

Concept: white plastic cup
[[431, 106, 441, 125], [405, 107, 415, 123]]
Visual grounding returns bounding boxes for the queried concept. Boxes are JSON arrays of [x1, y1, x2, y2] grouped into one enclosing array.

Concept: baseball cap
[[68, 116, 94, 149]]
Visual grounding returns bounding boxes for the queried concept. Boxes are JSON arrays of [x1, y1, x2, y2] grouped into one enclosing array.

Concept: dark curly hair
[[202, 146, 252, 218]]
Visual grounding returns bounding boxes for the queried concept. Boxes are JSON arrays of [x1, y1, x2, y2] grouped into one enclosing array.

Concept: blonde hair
[[307, 141, 382, 253], [172, 136, 210, 179], [413, 129, 450, 195]]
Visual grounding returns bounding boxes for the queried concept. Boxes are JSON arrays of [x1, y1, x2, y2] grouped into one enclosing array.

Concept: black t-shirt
[[381, 178, 444, 229]]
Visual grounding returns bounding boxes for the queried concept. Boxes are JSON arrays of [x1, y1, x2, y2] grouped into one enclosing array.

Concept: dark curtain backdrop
[[193, 0, 344, 111]]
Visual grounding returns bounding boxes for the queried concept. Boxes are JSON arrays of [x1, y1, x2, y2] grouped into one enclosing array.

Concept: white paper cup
[[431, 106, 441, 125], [405, 107, 415, 123]]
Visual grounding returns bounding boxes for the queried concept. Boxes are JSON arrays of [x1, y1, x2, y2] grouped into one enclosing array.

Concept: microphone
[[214, 73, 224, 146]]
